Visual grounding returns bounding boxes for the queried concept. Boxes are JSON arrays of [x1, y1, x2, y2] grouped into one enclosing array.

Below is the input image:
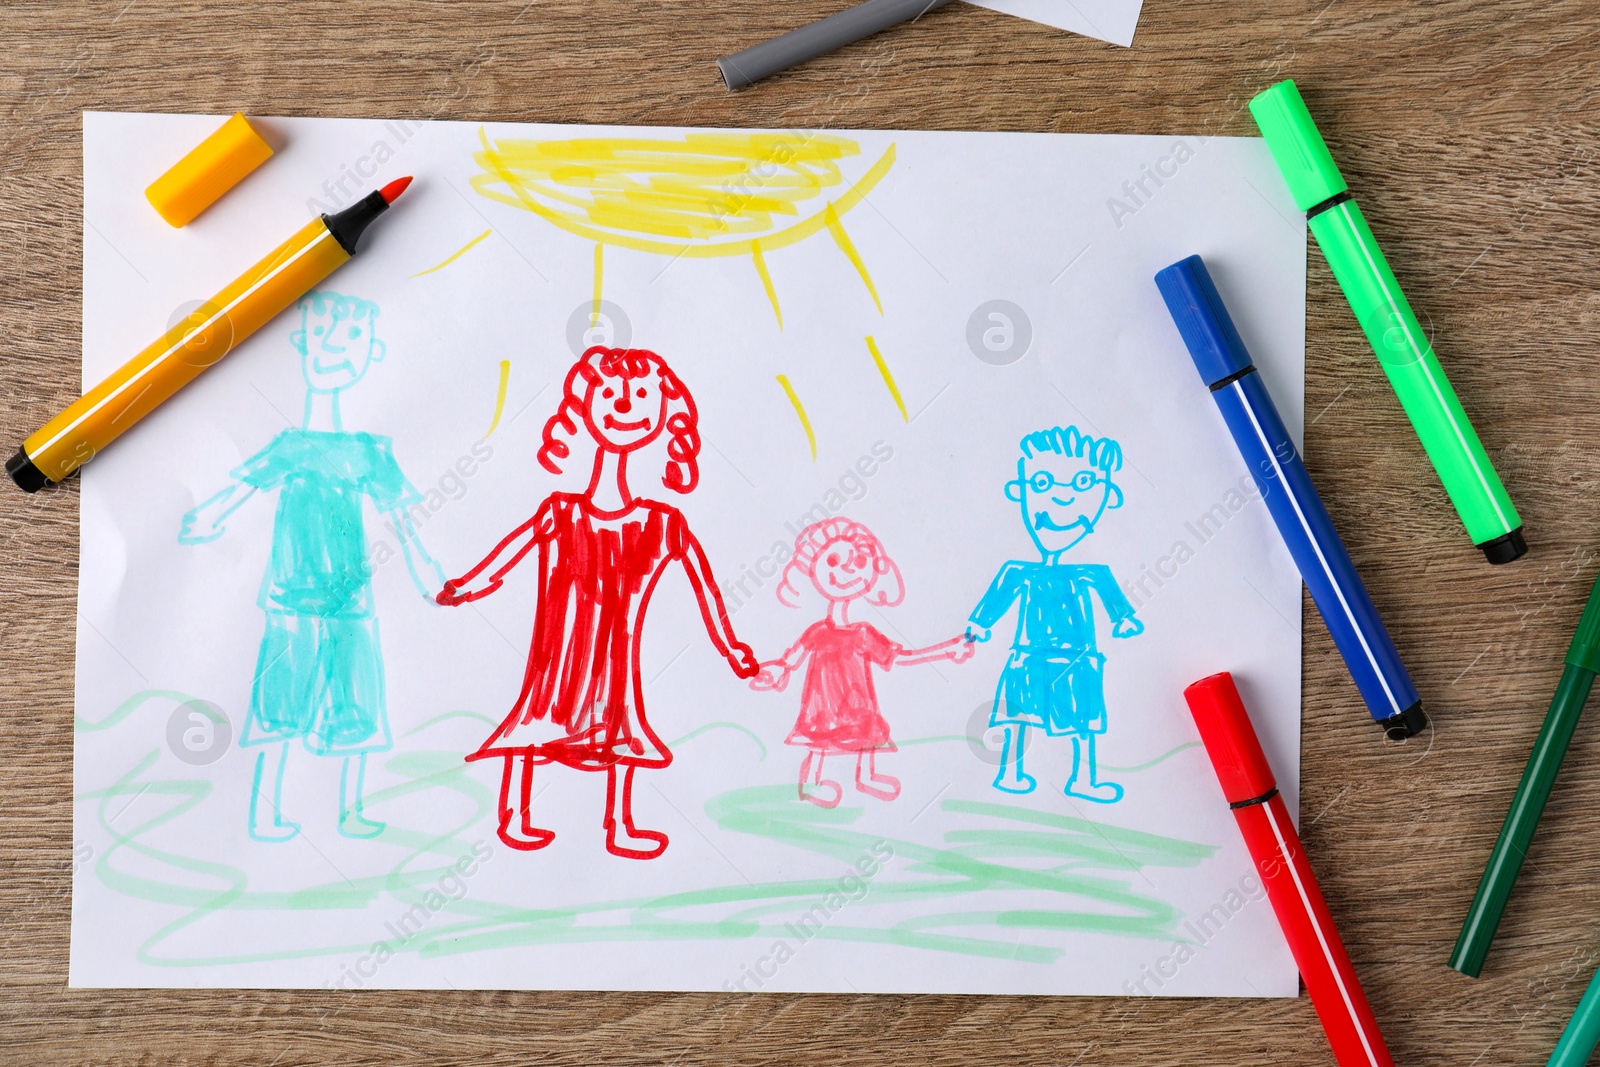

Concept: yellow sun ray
[[865, 336, 907, 422], [483, 360, 511, 438], [825, 204, 883, 314], [775, 374, 816, 462], [410, 228, 493, 278], [751, 239, 782, 328], [591, 244, 604, 327]]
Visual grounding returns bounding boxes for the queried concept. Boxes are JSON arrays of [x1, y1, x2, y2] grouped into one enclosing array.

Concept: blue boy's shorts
[[991, 647, 1108, 736]]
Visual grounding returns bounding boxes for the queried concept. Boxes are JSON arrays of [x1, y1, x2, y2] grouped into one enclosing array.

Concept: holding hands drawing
[[728, 642, 761, 679], [749, 660, 793, 692]]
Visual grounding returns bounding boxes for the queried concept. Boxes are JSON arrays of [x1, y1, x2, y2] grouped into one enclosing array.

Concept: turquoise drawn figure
[[966, 426, 1144, 803], [178, 290, 445, 842], [749, 518, 974, 808]]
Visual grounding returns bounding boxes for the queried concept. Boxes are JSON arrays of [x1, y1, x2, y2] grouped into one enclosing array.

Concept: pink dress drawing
[[751, 517, 974, 808], [784, 619, 898, 754]]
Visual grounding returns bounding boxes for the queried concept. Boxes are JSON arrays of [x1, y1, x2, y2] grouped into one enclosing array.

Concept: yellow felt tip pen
[[8, 176, 413, 491]]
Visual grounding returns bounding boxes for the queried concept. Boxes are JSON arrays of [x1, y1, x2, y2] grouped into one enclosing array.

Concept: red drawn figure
[[437, 346, 758, 859], [750, 518, 974, 808]]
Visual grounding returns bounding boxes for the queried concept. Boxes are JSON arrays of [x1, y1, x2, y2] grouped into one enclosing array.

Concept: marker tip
[[379, 176, 413, 204]]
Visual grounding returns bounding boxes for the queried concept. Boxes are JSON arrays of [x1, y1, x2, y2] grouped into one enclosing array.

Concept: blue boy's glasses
[[1025, 469, 1101, 494]]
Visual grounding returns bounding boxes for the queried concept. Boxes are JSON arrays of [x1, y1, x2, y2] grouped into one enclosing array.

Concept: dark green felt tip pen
[[1450, 567, 1600, 977]]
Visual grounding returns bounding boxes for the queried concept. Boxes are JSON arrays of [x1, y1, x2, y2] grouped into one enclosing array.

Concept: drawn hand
[[177, 508, 224, 545], [1113, 615, 1144, 638], [951, 637, 978, 663], [965, 624, 992, 644], [436, 576, 500, 606], [729, 642, 761, 680], [435, 579, 471, 606], [749, 663, 790, 692]]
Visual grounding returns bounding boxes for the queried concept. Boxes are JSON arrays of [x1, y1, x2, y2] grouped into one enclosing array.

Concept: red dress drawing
[[440, 346, 756, 859], [785, 619, 899, 754], [469, 493, 696, 770]]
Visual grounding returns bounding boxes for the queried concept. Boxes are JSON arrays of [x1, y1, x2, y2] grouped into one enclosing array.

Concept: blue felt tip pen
[[1155, 254, 1424, 739]]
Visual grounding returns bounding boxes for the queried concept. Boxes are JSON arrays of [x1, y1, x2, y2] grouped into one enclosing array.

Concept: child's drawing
[[966, 427, 1144, 804], [78, 114, 1310, 997], [751, 518, 973, 808], [178, 291, 445, 841], [437, 345, 759, 859]]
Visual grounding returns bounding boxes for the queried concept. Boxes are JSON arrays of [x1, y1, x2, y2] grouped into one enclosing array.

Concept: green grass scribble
[[79, 693, 1217, 972]]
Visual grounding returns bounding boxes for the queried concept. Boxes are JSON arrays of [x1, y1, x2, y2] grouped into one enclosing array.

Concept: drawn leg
[[604, 764, 668, 860], [495, 753, 555, 851], [853, 749, 901, 801], [337, 753, 386, 839], [1065, 733, 1123, 804], [798, 749, 841, 808], [248, 741, 301, 842], [991, 725, 1036, 794]]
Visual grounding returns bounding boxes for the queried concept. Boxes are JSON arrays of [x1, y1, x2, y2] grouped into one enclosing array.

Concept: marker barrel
[[1451, 567, 1600, 976], [1449, 665, 1594, 976], [1237, 794, 1395, 1067], [1212, 373, 1422, 734], [1185, 673, 1396, 1067], [1548, 962, 1600, 1067], [717, 0, 956, 89], [1157, 255, 1423, 737], [1309, 200, 1523, 558], [13, 217, 347, 487], [1250, 78, 1523, 564]]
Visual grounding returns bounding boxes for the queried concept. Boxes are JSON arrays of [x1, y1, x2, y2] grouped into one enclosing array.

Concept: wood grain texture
[[2, 0, 1599, 1062]]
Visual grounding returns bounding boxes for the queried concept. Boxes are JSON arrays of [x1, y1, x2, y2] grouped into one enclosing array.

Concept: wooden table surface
[[3, 1, 1599, 1063]]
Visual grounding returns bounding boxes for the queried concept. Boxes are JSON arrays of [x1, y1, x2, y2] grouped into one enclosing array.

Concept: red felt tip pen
[[1183, 672, 1395, 1067]]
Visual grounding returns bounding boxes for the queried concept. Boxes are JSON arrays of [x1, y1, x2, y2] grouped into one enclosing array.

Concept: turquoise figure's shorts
[[232, 429, 415, 756], [991, 646, 1108, 736], [242, 609, 391, 754]]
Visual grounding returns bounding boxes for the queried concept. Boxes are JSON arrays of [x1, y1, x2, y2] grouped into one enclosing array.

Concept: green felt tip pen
[[1548, 961, 1600, 1067], [1249, 79, 1526, 565], [1448, 567, 1600, 977]]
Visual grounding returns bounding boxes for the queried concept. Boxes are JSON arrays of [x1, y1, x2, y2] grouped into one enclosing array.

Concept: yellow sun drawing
[[470, 128, 895, 330]]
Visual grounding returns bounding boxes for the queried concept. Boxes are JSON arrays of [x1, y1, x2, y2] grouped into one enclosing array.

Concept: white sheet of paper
[[966, 0, 1144, 47], [73, 111, 1305, 993]]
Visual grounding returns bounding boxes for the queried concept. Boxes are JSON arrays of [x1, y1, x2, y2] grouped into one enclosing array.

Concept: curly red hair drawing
[[539, 346, 700, 493]]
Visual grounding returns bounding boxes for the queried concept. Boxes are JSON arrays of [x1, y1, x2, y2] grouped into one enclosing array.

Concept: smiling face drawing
[[583, 368, 669, 452], [808, 536, 880, 603], [1010, 451, 1116, 558], [293, 295, 384, 395]]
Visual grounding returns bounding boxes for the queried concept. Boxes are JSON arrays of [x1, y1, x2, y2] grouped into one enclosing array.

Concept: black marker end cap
[[1380, 702, 1427, 741], [6, 448, 46, 493], [1479, 528, 1528, 565]]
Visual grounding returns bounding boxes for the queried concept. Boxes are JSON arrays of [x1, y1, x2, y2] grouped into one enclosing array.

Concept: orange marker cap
[[145, 113, 273, 227]]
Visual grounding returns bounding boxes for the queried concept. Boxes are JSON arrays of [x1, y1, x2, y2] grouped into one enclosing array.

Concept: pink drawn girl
[[438, 346, 758, 859], [750, 518, 973, 808]]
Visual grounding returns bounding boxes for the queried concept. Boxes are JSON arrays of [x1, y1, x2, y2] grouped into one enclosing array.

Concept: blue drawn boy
[[966, 426, 1143, 803], [179, 290, 445, 841]]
